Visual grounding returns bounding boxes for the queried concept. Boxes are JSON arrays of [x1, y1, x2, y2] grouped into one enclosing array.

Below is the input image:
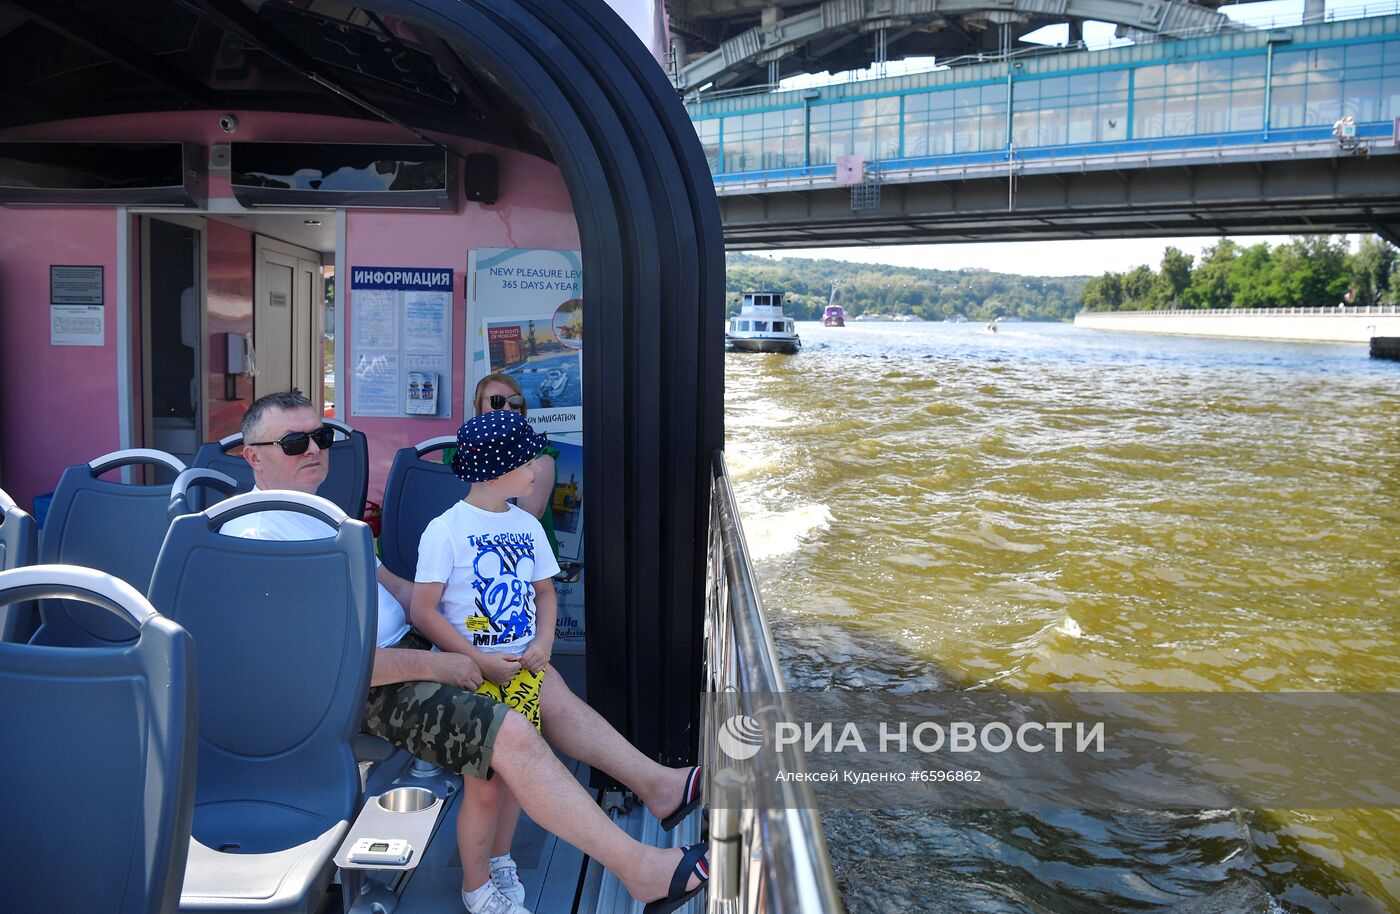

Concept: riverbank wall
[[1074, 306, 1400, 343]]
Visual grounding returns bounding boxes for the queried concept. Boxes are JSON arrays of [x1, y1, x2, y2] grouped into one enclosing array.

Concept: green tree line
[[727, 253, 1088, 322], [1079, 235, 1400, 312]]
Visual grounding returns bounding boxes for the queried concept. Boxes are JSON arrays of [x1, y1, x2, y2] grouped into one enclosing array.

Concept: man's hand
[[521, 634, 553, 674], [435, 652, 484, 690], [477, 652, 522, 687]]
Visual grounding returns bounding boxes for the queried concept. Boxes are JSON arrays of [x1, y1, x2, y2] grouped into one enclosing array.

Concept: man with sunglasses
[[221, 392, 707, 914]]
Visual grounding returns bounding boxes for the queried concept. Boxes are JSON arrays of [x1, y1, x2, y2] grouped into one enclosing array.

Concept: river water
[[723, 321, 1399, 914]]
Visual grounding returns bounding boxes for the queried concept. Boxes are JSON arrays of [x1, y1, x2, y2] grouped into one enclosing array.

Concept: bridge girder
[[716, 152, 1400, 247], [674, 0, 1234, 91]]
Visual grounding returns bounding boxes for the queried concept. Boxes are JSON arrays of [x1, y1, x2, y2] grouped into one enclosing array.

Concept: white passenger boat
[[726, 291, 802, 353]]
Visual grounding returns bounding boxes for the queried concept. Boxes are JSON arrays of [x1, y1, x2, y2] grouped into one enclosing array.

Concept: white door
[[255, 236, 322, 408]]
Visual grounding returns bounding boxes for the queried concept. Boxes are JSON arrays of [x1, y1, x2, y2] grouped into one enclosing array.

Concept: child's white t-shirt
[[416, 500, 561, 653]]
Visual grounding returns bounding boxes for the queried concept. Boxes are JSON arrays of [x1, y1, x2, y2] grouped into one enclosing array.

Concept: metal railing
[[703, 451, 844, 914]]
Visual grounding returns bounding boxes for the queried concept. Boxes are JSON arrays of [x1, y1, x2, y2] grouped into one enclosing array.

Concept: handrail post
[[704, 450, 845, 914]]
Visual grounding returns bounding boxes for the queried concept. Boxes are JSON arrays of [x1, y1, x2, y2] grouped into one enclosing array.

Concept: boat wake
[[739, 504, 833, 561]]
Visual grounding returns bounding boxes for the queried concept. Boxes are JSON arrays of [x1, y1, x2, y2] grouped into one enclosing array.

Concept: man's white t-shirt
[[416, 501, 560, 654], [219, 493, 411, 649]]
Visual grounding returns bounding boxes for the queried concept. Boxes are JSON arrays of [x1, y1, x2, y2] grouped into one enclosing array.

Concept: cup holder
[[377, 787, 437, 813]]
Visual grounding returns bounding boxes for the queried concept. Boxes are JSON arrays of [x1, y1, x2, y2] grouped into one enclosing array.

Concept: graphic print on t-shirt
[[467, 531, 537, 647]]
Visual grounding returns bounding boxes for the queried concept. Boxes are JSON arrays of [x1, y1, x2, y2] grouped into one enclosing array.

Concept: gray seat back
[[0, 565, 196, 914], [147, 491, 375, 854], [186, 434, 255, 511], [169, 468, 240, 520], [318, 418, 370, 520], [190, 419, 368, 519], [34, 449, 186, 646], [380, 436, 470, 580], [0, 487, 38, 641]]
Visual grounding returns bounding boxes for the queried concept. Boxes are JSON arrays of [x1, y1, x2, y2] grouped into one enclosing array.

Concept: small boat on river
[[727, 290, 802, 353], [823, 279, 846, 327]]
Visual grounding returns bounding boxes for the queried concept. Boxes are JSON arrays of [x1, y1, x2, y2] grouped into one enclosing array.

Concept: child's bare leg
[[458, 774, 506, 892], [538, 669, 692, 818], [493, 791, 522, 857]]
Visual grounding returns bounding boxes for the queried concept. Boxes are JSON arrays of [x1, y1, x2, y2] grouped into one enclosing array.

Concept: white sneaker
[[491, 859, 527, 906], [462, 882, 532, 914]]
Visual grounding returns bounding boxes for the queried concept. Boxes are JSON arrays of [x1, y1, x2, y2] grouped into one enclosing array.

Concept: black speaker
[[463, 153, 499, 204]]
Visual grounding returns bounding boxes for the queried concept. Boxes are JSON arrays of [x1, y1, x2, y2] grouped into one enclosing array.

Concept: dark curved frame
[[351, 0, 725, 763]]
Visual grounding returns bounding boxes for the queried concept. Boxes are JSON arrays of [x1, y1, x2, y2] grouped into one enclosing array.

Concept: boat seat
[[186, 434, 254, 511], [0, 487, 38, 642], [0, 564, 196, 914], [379, 436, 470, 581], [32, 448, 186, 646], [189, 419, 369, 519], [147, 491, 376, 914], [169, 468, 240, 520]]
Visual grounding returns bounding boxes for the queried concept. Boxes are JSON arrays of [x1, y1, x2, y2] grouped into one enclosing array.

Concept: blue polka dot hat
[[451, 409, 548, 483]]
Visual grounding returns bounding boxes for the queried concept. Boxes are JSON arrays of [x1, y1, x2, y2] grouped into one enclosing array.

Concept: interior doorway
[[254, 235, 323, 411], [140, 215, 205, 474]]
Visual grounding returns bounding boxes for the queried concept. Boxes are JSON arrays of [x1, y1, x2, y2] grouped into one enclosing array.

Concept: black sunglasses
[[246, 425, 335, 456], [488, 394, 527, 411]]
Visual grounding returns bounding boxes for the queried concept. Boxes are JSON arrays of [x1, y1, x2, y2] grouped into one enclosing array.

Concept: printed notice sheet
[[349, 266, 453, 417]]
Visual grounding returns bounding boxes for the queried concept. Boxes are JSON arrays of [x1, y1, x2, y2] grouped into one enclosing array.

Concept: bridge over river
[[684, 14, 1400, 247]]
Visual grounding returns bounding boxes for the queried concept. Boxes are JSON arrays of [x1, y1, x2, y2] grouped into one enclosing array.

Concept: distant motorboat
[[727, 290, 801, 354]]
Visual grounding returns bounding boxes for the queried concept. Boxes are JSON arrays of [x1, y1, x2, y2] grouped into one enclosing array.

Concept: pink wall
[[205, 221, 255, 442], [345, 152, 578, 502], [0, 208, 120, 509], [0, 110, 577, 510]]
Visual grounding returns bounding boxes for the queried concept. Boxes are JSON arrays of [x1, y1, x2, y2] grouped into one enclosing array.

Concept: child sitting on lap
[[411, 410, 560, 914]]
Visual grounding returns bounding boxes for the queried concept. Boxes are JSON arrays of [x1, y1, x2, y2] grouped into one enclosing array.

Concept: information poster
[[468, 248, 586, 646], [349, 266, 453, 418], [50, 305, 105, 346], [50, 265, 105, 346]]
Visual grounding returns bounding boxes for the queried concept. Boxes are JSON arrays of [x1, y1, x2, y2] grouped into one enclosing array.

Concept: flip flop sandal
[[660, 765, 703, 832], [642, 841, 709, 914]]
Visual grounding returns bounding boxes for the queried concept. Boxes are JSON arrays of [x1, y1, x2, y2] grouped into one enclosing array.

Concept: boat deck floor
[[334, 650, 703, 914]]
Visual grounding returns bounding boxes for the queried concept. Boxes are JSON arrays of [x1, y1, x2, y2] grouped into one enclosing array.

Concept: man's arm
[[376, 564, 414, 612], [372, 645, 482, 690]]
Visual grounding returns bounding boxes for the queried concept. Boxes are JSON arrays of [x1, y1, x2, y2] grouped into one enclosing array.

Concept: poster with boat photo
[[481, 317, 581, 435], [468, 247, 583, 436]]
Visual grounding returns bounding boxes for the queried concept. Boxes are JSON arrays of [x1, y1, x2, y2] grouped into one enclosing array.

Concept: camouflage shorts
[[362, 631, 509, 780]]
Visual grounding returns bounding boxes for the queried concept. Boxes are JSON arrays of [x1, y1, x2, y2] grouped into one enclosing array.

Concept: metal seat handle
[[205, 489, 351, 529], [87, 448, 188, 476], [0, 565, 156, 626], [413, 435, 458, 458]]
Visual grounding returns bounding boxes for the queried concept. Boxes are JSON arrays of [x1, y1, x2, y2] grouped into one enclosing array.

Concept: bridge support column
[[1304, 0, 1325, 24]]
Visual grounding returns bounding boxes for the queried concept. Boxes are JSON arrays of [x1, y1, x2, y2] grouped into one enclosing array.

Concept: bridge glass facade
[[688, 15, 1400, 179]]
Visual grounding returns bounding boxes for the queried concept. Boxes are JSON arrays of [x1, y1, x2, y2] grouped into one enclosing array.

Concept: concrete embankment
[[1075, 307, 1400, 343]]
